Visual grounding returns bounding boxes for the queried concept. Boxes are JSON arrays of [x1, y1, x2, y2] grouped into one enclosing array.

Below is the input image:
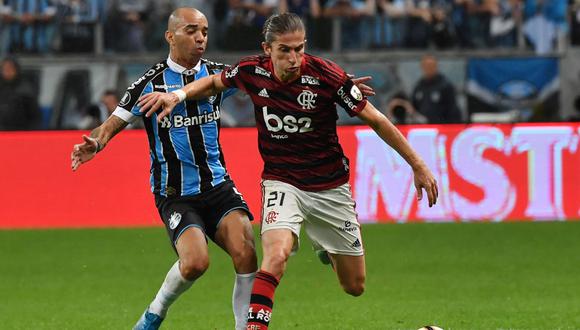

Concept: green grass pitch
[[1, 222, 579, 329]]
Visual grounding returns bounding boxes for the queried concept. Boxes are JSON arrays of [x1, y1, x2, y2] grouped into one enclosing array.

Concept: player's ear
[[262, 42, 271, 55], [165, 31, 173, 45]]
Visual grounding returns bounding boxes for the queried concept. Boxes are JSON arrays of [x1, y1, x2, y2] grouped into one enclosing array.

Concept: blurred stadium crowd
[[0, 0, 578, 54], [1, 0, 580, 131]]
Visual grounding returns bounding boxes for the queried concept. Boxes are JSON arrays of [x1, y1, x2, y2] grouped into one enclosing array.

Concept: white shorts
[[260, 180, 364, 256]]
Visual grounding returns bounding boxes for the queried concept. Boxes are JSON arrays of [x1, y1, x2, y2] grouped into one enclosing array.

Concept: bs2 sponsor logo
[[262, 106, 313, 135]]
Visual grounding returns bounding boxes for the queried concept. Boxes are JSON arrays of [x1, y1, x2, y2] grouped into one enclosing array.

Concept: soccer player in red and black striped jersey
[[139, 13, 439, 329]]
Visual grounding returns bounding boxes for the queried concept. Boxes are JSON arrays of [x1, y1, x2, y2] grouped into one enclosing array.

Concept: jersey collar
[[167, 56, 201, 76]]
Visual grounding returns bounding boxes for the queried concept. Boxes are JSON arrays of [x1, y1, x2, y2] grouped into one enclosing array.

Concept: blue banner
[[466, 57, 560, 118]]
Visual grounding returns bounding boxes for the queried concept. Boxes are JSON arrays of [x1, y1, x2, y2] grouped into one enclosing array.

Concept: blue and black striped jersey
[[113, 57, 237, 197]]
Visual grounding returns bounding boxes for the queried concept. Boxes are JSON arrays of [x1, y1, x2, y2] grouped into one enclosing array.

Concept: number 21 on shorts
[[266, 191, 286, 207]]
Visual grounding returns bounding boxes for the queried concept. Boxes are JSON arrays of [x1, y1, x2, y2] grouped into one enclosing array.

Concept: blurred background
[[1, 0, 579, 131]]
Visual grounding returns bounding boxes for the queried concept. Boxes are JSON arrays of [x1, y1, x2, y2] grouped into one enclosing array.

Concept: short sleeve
[[331, 75, 367, 117], [220, 63, 248, 93], [113, 79, 154, 123]]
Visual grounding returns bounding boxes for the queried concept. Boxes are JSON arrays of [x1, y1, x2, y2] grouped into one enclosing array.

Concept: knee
[[179, 257, 209, 281], [269, 249, 291, 267], [342, 277, 365, 297], [264, 248, 291, 275]]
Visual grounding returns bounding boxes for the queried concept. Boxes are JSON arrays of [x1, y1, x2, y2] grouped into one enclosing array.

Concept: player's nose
[[288, 51, 297, 64]]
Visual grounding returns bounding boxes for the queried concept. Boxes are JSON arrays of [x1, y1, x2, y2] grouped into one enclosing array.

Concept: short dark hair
[[262, 13, 305, 44]]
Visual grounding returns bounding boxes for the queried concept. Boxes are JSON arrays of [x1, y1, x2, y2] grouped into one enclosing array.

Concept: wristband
[[171, 89, 187, 103], [95, 138, 103, 153]]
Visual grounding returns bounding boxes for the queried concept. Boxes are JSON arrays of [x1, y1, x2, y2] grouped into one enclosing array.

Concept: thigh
[[214, 209, 255, 254], [155, 195, 208, 251], [331, 254, 366, 286], [304, 184, 364, 256], [175, 226, 210, 264], [260, 180, 307, 253], [203, 180, 253, 242]]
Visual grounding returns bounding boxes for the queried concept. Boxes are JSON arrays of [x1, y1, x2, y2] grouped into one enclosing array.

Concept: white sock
[[233, 272, 256, 330], [148, 261, 195, 318]]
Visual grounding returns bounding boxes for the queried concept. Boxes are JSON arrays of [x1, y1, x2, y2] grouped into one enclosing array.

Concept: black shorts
[[155, 180, 253, 249]]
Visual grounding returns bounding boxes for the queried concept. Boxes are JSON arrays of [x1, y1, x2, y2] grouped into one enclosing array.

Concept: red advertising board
[[353, 123, 579, 222], [0, 123, 578, 228]]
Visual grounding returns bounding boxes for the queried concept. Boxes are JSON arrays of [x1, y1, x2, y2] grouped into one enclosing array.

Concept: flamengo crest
[[297, 90, 317, 110]]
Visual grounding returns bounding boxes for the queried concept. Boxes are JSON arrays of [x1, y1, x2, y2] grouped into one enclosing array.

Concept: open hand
[[71, 135, 98, 171], [349, 74, 375, 97], [138, 92, 180, 122]]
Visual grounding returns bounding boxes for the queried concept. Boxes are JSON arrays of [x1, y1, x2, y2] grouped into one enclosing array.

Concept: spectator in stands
[[0, 0, 15, 56], [386, 91, 428, 124], [279, 0, 320, 17], [0, 57, 40, 130], [144, 0, 174, 51], [322, 0, 376, 49], [489, 0, 521, 47], [279, 0, 322, 48], [233, 0, 278, 25], [451, 0, 474, 48], [405, 0, 432, 48], [12, 0, 57, 53], [412, 55, 462, 123], [572, 0, 580, 46], [431, 0, 456, 48], [523, 0, 567, 54], [77, 89, 118, 129], [223, 0, 277, 50], [470, 0, 497, 47], [375, 0, 407, 48], [106, 0, 151, 52], [58, 0, 99, 53]]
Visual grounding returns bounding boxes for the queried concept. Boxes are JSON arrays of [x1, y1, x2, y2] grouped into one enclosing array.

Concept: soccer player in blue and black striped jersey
[[71, 8, 257, 330]]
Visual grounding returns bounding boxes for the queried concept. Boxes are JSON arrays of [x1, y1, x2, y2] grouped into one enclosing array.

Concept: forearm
[[89, 115, 128, 150], [182, 74, 224, 100]]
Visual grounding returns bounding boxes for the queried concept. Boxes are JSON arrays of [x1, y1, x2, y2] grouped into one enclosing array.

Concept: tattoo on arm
[[90, 116, 129, 150], [89, 126, 102, 139]]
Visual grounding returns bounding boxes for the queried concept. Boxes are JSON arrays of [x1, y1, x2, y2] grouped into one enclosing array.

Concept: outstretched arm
[[71, 115, 128, 171], [138, 73, 227, 122], [357, 102, 439, 206]]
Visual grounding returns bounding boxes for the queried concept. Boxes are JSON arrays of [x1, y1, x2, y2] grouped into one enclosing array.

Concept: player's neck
[[170, 53, 201, 71]]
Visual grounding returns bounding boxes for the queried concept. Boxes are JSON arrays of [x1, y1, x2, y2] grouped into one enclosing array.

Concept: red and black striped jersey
[[221, 53, 368, 191]]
